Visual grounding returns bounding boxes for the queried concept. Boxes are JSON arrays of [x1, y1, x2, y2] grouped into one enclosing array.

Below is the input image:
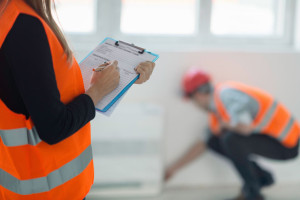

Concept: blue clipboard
[[79, 37, 159, 113]]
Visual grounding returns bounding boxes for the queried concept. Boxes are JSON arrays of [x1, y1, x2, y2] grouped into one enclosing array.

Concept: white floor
[[87, 185, 300, 200]]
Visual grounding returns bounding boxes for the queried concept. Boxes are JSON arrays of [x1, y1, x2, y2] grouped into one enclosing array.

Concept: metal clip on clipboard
[[115, 40, 145, 54]]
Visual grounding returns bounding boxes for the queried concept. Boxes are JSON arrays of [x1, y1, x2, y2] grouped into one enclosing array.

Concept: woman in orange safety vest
[[0, 0, 155, 199]]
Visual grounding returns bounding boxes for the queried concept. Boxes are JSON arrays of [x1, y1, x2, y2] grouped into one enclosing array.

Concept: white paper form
[[79, 38, 158, 116]]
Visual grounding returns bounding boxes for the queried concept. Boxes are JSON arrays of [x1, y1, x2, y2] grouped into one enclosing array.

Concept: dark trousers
[[207, 131, 298, 198]]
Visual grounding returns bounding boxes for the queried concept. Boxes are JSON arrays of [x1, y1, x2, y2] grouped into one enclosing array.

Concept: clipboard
[[79, 37, 159, 114]]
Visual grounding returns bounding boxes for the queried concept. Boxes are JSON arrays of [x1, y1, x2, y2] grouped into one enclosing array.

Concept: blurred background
[[54, 0, 300, 199]]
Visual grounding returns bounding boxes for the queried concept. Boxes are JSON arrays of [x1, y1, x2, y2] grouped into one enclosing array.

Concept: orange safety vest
[[209, 81, 300, 148], [0, 0, 94, 199]]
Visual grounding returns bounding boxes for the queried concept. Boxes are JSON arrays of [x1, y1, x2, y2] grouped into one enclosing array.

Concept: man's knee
[[220, 132, 250, 163], [207, 135, 228, 157], [220, 132, 241, 147], [207, 135, 219, 151], [283, 147, 299, 160]]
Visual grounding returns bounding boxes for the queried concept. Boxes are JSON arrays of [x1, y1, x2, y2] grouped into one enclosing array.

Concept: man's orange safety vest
[[209, 81, 300, 148], [0, 0, 94, 199]]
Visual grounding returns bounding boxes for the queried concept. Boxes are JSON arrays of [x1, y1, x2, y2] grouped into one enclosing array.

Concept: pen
[[93, 62, 110, 72], [93, 66, 105, 72]]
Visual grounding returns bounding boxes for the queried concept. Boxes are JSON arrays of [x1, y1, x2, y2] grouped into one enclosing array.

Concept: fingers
[[164, 171, 173, 182], [99, 62, 110, 67], [94, 60, 120, 82], [109, 60, 120, 79], [93, 61, 113, 72], [100, 60, 120, 83], [146, 61, 155, 68], [93, 62, 109, 72], [102, 60, 118, 72], [95, 60, 154, 85], [135, 61, 154, 84], [138, 61, 155, 74], [109, 60, 119, 70], [135, 67, 146, 84], [111, 60, 118, 67]]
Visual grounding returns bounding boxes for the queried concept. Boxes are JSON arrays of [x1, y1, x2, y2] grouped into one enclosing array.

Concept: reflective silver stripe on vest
[[0, 145, 93, 195], [254, 101, 278, 133], [278, 117, 295, 141], [0, 127, 41, 146]]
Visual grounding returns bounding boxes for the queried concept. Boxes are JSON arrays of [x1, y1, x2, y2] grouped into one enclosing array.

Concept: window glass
[[54, 0, 96, 33], [211, 0, 285, 36], [121, 0, 197, 35]]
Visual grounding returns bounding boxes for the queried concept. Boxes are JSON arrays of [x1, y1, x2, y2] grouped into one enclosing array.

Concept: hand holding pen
[[93, 62, 110, 72], [86, 60, 120, 105]]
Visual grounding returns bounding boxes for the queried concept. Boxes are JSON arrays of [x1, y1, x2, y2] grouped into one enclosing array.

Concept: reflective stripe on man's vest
[[209, 81, 300, 148], [253, 101, 278, 132], [0, 0, 94, 199]]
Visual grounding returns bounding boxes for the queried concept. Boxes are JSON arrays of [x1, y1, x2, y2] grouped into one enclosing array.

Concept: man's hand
[[164, 140, 207, 182], [164, 166, 178, 182], [221, 121, 253, 136]]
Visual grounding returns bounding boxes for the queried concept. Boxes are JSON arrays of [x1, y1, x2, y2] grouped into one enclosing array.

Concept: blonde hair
[[1, 0, 73, 62]]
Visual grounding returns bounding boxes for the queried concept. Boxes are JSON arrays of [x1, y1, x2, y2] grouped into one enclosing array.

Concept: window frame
[[64, 0, 297, 51]]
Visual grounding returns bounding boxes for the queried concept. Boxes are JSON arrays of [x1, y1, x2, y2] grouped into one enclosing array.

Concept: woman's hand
[[86, 61, 120, 105], [135, 61, 155, 84]]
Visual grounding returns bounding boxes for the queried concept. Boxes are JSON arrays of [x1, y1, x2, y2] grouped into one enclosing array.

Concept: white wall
[[76, 48, 300, 187]]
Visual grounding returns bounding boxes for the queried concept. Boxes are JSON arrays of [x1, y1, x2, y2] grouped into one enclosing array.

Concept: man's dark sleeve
[[2, 14, 95, 145]]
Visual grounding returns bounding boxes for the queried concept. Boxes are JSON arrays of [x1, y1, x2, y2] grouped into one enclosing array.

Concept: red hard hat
[[182, 68, 211, 96]]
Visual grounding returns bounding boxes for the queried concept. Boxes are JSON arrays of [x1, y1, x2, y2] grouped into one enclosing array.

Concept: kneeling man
[[165, 69, 299, 200]]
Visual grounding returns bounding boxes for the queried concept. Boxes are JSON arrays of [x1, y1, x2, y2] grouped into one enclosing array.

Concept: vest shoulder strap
[[0, 0, 41, 48]]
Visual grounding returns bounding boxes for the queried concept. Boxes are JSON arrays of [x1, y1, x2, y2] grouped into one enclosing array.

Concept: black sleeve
[[2, 14, 95, 145]]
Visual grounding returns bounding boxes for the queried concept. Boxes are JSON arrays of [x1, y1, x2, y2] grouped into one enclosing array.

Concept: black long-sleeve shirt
[[0, 14, 95, 145]]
